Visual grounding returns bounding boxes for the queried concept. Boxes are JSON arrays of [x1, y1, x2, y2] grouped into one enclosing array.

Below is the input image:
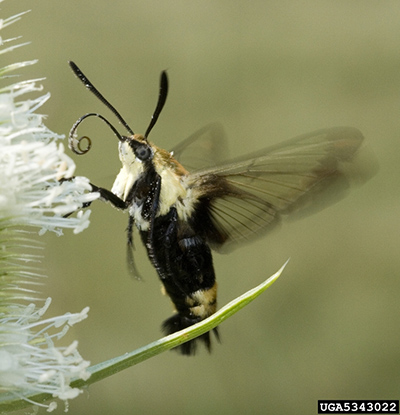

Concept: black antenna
[[144, 70, 168, 139], [69, 61, 134, 135]]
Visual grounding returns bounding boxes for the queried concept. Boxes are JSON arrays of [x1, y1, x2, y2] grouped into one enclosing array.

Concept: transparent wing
[[171, 122, 229, 170], [186, 126, 375, 252]]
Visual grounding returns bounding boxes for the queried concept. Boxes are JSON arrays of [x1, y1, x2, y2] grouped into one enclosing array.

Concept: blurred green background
[[3, 0, 399, 414]]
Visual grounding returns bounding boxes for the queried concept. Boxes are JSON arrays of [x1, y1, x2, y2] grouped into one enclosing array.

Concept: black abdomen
[[140, 207, 219, 355]]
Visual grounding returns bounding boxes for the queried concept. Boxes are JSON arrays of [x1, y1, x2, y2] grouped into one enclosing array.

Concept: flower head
[[0, 8, 97, 412], [0, 63, 97, 235]]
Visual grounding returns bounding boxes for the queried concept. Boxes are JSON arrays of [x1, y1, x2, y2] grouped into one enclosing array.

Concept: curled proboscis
[[73, 135, 92, 155], [68, 112, 124, 155]]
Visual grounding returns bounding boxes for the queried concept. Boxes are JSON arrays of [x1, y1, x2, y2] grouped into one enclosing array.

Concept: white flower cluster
[[0, 7, 97, 412], [0, 64, 98, 235], [0, 297, 90, 411]]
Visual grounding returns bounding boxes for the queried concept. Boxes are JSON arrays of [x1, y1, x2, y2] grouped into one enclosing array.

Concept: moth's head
[[118, 134, 154, 166], [68, 61, 168, 162]]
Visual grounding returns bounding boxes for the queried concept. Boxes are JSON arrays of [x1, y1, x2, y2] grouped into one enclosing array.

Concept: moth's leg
[[126, 215, 142, 280], [60, 178, 128, 217], [89, 183, 128, 210], [144, 175, 163, 275], [127, 215, 134, 248]]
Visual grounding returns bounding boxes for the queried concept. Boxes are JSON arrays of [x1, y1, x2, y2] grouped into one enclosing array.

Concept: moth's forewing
[[185, 127, 376, 252]]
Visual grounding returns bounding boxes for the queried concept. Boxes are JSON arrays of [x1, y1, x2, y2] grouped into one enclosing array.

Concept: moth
[[68, 61, 373, 355]]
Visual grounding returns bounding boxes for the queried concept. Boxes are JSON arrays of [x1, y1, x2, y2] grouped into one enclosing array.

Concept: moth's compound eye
[[135, 144, 152, 161]]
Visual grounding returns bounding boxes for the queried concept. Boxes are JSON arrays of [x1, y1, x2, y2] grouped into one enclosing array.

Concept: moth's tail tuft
[[162, 314, 220, 356]]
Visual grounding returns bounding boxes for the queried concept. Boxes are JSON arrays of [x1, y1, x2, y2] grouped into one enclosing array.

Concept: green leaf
[[0, 260, 287, 412]]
